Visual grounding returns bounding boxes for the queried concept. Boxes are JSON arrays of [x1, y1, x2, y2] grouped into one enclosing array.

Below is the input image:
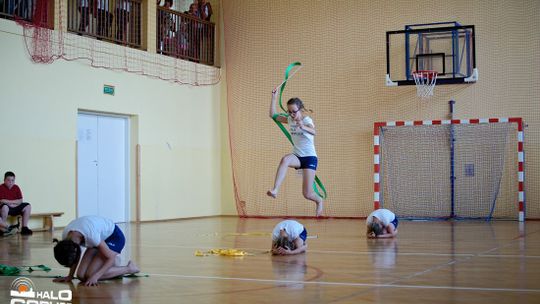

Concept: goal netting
[[374, 118, 524, 220]]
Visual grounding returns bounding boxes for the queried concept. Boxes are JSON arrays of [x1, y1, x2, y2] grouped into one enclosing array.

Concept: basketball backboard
[[386, 22, 478, 86]]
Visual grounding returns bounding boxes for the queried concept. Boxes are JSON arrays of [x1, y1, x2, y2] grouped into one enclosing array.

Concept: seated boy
[[0, 171, 32, 235]]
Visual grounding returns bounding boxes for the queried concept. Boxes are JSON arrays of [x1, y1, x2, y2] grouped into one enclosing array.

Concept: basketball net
[[412, 70, 438, 99]]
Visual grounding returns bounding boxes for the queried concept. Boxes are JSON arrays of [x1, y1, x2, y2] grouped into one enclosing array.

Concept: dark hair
[[53, 239, 81, 267], [287, 97, 314, 114], [4, 171, 15, 179], [273, 235, 296, 251], [287, 98, 304, 110], [369, 222, 384, 236], [165, 0, 173, 6]]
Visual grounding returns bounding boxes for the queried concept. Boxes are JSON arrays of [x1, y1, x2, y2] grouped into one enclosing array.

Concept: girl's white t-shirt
[[366, 209, 396, 227], [288, 116, 317, 157], [62, 215, 115, 247], [272, 220, 305, 241]]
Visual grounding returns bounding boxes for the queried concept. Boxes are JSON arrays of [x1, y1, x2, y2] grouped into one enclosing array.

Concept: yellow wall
[[221, 0, 540, 218], [0, 19, 226, 227], [3, 0, 538, 224]]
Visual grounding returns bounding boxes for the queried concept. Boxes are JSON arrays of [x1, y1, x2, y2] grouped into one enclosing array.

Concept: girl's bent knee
[[303, 192, 314, 200]]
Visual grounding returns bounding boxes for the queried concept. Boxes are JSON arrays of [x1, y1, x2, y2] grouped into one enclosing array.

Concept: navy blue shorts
[[295, 155, 318, 170], [299, 228, 307, 242], [390, 217, 399, 229], [1, 202, 30, 216], [104, 225, 125, 254]]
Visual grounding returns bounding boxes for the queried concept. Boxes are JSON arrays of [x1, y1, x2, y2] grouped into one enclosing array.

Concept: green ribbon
[[0, 264, 21, 276], [272, 62, 327, 200], [0, 263, 148, 279], [0, 264, 51, 276], [24, 264, 52, 272]]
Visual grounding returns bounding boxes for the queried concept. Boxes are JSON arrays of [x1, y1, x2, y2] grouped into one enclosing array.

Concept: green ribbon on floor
[[0, 264, 51, 276], [0, 263, 148, 279], [0, 264, 20, 275], [272, 62, 327, 200], [23, 264, 52, 272]]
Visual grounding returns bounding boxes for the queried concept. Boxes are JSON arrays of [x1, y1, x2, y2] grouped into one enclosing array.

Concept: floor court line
[[318, 234, 534, 301], [133, 244, 540, 258], [141, 272, 540, 293], [377, 230, 533, 291], [41, 265, 539, 298]]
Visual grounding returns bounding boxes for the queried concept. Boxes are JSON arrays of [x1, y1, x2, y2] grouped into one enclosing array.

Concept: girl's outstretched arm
[[270, 88, 287, 123]]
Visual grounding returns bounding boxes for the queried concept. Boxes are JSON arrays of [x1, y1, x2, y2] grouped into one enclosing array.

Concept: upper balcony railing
[[0, 0, 53, 28], [157, 7, 215, 66], [2, 1, 217, 67], [67, 0, 142, 49]]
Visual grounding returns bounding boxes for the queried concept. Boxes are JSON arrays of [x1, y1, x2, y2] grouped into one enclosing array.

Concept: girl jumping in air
[[267, 88, 323, 217]]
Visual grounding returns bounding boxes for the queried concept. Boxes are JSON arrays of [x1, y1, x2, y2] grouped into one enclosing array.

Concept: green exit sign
[[103, 84, 115, 96]]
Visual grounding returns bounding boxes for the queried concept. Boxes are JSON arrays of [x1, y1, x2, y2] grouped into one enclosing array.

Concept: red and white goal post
[[373, 118, 524, 221]]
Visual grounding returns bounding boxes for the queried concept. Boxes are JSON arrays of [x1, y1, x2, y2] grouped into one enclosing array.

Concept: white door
[[77, 113, 129, 223], [77, 114, 99, 217]]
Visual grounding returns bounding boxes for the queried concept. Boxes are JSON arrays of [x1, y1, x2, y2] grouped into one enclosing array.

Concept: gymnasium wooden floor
[[1, 217, 540, 303]]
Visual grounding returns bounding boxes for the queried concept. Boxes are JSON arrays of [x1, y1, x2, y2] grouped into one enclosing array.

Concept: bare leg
[[77, 248, 98, 281], [267, 154, 301, 198], [0, 205, 8, 229], [100, 260, 140, 279], [85, 252, 140, 280], [302, 169, 323, 217], [21, 204, 31, 228]]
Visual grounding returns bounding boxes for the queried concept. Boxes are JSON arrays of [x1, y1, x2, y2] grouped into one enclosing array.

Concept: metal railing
[[2, 2, 217, 66], [0, 0, 53, 27], [67, 0, 142, 48], [157, 7, 215, 66]]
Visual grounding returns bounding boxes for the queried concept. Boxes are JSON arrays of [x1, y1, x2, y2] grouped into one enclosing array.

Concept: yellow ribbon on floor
[[194, 248, 252, 257]]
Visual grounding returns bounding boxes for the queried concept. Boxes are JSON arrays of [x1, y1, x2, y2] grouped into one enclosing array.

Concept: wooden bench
[[9, 212, 64, 232]]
